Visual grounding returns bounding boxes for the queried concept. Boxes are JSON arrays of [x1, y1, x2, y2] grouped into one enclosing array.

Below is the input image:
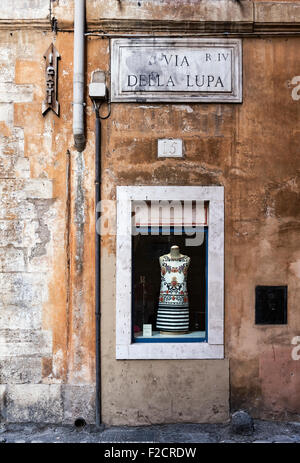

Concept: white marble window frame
[[116, 186, 224, 360]]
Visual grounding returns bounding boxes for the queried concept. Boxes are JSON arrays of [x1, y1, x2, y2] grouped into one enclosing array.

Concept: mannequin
[[156, 245, 190, 335]]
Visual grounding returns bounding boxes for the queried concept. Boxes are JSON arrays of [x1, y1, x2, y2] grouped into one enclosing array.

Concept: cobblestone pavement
[[0, 420, 300, 443]]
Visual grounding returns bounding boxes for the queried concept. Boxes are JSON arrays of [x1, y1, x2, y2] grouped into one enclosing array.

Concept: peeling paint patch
[[28, 199, 54, 260], [73, 151, 85, 275]]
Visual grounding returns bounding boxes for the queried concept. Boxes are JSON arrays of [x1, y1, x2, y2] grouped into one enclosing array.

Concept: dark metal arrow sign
[[42, 43, 60, 116]]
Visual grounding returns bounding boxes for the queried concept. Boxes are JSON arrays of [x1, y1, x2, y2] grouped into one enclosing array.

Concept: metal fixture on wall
[[89, 70, 111, 427], [255, 286, 288, 325], [42, 43, 60, 116]]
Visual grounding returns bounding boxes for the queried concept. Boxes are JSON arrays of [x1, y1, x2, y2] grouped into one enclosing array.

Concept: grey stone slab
[[0, 385, 6, 422], [253, 440, 272, 443], [158, 432, 214, 443], [111, 38, 242, 103], [0, 357, 42, 384], [0, 329, 52, 358], [62, 385, 96, 425], [0, 272, 48, 308], [272, 435, 298, 443], [6, 384, 63, 423], [0, 305, 42, 330], [0, 0, 49, 20], [230, 410, 254, 435], [101, 429, 156, 443]]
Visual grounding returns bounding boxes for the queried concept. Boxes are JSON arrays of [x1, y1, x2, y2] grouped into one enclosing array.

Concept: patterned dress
[[156, 254, 190, 333]]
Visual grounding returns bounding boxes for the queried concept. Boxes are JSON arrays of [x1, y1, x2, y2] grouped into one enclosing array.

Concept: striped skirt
[[156, 305, 189, 332]]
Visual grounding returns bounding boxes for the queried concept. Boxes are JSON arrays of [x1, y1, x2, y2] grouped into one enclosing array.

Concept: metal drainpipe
[[95, 106, 101, 427], [73, 0, 86, 152], [73, 0, 101, 425]]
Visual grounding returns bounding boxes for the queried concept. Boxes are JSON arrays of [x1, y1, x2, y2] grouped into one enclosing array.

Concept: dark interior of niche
[[132, 229, 207, 333]]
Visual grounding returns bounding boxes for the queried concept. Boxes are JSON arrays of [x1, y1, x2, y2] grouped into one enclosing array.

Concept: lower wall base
[[0, 384, 96, 424], [1, 359, 230, 426], [101, 359, 230, 426]]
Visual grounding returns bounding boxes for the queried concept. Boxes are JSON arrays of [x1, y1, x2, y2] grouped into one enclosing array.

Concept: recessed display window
[[116, 186, 224, 360], [132, 200, 208, 343]]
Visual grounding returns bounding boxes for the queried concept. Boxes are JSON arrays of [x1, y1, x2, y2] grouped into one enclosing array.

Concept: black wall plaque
[[255, 286, 287, 325]]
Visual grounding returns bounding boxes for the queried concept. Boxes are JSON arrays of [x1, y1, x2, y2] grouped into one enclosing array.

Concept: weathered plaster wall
[[52, 0, 253, 26], [0, 25, 95, 423], [227, 37, 300, 421], [52, 0, 300, 33], [0, 0, 300, 425], [93, 35, 300, 423], [0, 0, 49, 20]]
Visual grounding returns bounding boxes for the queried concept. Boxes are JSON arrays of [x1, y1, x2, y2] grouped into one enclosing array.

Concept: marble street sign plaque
[[111, 38, 242, 103]]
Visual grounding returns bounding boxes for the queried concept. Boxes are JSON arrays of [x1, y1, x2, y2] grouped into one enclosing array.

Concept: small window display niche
[[132, 200, 208, 343], [116, 186, 224, 360]]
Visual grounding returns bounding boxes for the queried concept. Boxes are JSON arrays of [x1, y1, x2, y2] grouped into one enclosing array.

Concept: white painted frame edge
[[116, 186, 224, 360]]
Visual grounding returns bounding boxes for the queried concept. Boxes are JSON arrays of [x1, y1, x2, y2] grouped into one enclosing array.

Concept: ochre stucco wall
[[226, 38, 300, 421], [93, 36, 300, 424]]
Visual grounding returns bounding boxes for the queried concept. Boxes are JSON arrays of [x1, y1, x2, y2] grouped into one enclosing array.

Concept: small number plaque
[[158, 139, 183, 158]]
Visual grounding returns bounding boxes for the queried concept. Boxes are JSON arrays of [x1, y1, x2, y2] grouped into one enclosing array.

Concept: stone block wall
[[0, 31, 53, 422], [0, 1, 96, 424]]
